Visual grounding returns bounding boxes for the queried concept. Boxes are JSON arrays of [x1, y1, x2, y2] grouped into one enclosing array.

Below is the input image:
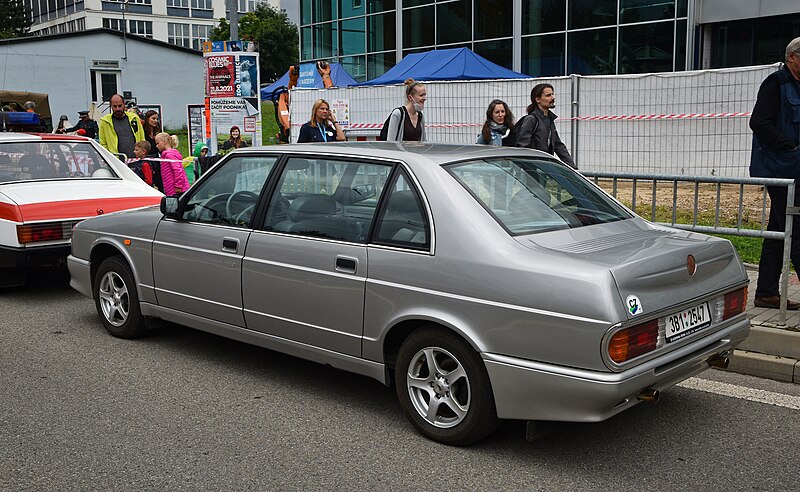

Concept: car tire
[[93, 256, 146, 339], [395, 327, 499, 446]]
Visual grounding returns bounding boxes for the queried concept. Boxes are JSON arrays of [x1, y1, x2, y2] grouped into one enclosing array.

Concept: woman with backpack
[[382, 78, 427, 142], [476, 99, 516, 146]]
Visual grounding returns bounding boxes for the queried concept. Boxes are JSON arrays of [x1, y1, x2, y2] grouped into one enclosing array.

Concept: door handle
[[335, 256, 357, 274], [222, 238, 239, 253]]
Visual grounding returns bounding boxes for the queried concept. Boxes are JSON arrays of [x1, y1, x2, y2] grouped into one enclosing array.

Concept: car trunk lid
[[518, 219, 747, 319]]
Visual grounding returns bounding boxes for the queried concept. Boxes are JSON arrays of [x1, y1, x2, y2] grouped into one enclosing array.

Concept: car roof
[[0, 132, 90, 143], [241, 142, 556, 165]]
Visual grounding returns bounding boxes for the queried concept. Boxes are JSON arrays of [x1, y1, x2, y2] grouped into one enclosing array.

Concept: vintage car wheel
[[93, 256, 146, 339], [395, 327, 499, 446]]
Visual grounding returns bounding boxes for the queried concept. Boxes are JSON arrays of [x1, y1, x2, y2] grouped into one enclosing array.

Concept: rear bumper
[[67, 255, 93, 298], [484, 317, 750, 422], [0, 243, 71, 268]]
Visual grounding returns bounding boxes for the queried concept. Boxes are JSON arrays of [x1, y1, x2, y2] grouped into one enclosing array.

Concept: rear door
[[152, 155, 278, 326], [242, 155, 394, 356]]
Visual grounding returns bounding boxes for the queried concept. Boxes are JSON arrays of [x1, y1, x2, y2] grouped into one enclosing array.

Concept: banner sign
[[236, 55, 258, 98], [209, 97, 261, 151], [206, 55, 236, 98], [204, 45, 261, 153], [297, 63, 318, 88]]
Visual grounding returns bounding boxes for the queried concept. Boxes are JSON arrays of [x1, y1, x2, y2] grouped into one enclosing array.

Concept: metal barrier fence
[[290, 63, 780, 177], [582, 171, 796, 324]]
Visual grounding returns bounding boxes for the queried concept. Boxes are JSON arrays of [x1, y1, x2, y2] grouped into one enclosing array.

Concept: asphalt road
[[2, 271, 800, 491]]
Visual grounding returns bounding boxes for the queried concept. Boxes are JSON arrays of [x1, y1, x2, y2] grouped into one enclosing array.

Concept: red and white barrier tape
[[563, 111, 751, 121], [292, 111, 752, 130]]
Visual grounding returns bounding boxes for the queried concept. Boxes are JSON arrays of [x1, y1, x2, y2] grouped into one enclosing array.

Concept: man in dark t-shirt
[[98, 94, 144, 158]]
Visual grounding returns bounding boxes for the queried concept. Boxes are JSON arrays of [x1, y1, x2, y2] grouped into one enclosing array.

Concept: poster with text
[[187, 104, 206, 155], [330, 99, 350, 129], [209, 97, 261, 154], [206, 55, 236, 97], [236, 55, 259, 98]]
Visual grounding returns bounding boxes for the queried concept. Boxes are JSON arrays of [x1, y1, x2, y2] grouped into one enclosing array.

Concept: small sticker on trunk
[[626, 295, 642, 315]]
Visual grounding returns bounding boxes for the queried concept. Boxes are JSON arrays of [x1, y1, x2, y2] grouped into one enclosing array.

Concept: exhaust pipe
[[637, 388, 660, 403], [707, 355, 729, 369]]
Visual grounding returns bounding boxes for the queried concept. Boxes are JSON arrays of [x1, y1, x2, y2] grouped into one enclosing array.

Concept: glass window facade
[[403, 6, 435, 48], [437, 1, 471, 45], [619, 21, 674, 74], [298, 0, 694, 80], [475, 0, 512, 39], [708, 13, 800, 68]]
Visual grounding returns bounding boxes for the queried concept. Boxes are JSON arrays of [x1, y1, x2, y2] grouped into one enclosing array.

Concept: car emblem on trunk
[[626, 295, 642, 315], [687, 255, 697, 276]]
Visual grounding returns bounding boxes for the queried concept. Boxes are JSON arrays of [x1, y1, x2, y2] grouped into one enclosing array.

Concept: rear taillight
[[723, 286, 747, 320], [17, 222, 65, 244], [713, 286, 748, 322], [608, 319, 661, 364]]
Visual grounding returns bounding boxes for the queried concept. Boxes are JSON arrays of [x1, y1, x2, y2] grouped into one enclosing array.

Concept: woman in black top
[[142, 110, 162, 157], [384, 78, 427, 142], [297, 99, 346, 143]]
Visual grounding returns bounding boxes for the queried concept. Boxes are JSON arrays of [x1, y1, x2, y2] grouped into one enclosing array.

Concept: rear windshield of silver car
[[446, 157, 632, 235], [0, 141, 117, 182]]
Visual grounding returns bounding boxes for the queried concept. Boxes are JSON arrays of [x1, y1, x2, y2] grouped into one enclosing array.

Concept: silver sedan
[[68, 143, 750, 445]]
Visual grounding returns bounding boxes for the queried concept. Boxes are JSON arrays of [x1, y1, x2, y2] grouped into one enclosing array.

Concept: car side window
[[182, 156, 277, 227], [372, 170, 430, 249], [263, 156, 392, 243]]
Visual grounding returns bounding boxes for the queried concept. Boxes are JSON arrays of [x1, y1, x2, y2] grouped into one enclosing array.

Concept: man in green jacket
[[99, 94, 144, 158]]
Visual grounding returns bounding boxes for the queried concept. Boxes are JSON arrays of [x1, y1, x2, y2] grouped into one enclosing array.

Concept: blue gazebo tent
[[260, 62, 359, 100], [358, 48, 530, 85]]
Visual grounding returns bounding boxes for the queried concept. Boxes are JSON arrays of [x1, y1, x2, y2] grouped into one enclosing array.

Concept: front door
[[152, 155, 278, 326]]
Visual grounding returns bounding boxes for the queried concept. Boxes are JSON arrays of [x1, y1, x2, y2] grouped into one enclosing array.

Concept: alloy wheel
[[406, 346, 471, 428]]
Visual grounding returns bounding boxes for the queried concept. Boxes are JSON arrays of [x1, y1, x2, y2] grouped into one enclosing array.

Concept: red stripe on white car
[[0, 196, 161, 223]]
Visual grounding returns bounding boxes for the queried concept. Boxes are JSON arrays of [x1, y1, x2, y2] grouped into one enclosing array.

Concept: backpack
[[378, 107, 405, 141], [128, 159, 153, 186], [515, 113, 539, 148]]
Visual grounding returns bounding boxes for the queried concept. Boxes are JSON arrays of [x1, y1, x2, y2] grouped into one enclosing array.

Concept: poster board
[[203, 41, 260, 154], [136, 104, 163, 123], [187, 104, 206, 154]]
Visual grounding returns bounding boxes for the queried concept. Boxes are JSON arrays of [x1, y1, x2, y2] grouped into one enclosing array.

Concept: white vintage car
[[0, 133, 162, 287]]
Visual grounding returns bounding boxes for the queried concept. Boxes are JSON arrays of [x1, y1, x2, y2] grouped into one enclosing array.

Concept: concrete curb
[[725, 325, 800, 383], [721, 267, 800, 384]]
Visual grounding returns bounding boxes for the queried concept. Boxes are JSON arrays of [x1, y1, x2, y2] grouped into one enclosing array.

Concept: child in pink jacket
[[155, 132, 190, 195]]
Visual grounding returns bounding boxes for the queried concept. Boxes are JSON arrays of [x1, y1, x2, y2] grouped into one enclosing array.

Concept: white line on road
[[678, 378, 800, 410]]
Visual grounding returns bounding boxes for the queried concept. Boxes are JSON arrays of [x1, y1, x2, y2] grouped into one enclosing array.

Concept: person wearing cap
[[53, 115, 71, 134], [64, 110, 99, 140]]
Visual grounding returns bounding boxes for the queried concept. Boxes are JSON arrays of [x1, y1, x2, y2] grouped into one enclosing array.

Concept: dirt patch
[[592, 179, 770, 226]]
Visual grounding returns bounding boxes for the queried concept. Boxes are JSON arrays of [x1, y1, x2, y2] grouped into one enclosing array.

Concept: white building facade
[[0, 29, 204, 128], [25, 0, 297, 48]]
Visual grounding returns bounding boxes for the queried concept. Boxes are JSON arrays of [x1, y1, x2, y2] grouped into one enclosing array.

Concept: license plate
[[664, 302, 711, 343]]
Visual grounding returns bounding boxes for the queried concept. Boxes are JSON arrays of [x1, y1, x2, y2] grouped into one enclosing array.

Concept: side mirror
[[160, 196, 180, 218]]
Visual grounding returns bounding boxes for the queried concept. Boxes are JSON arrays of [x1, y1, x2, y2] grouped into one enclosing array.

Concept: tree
[[211, 4, 299, 84], [0, 0, 32, 39]]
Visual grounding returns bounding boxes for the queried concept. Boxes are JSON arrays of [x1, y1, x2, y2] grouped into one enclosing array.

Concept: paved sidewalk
[[726, 266, 800, 383]]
